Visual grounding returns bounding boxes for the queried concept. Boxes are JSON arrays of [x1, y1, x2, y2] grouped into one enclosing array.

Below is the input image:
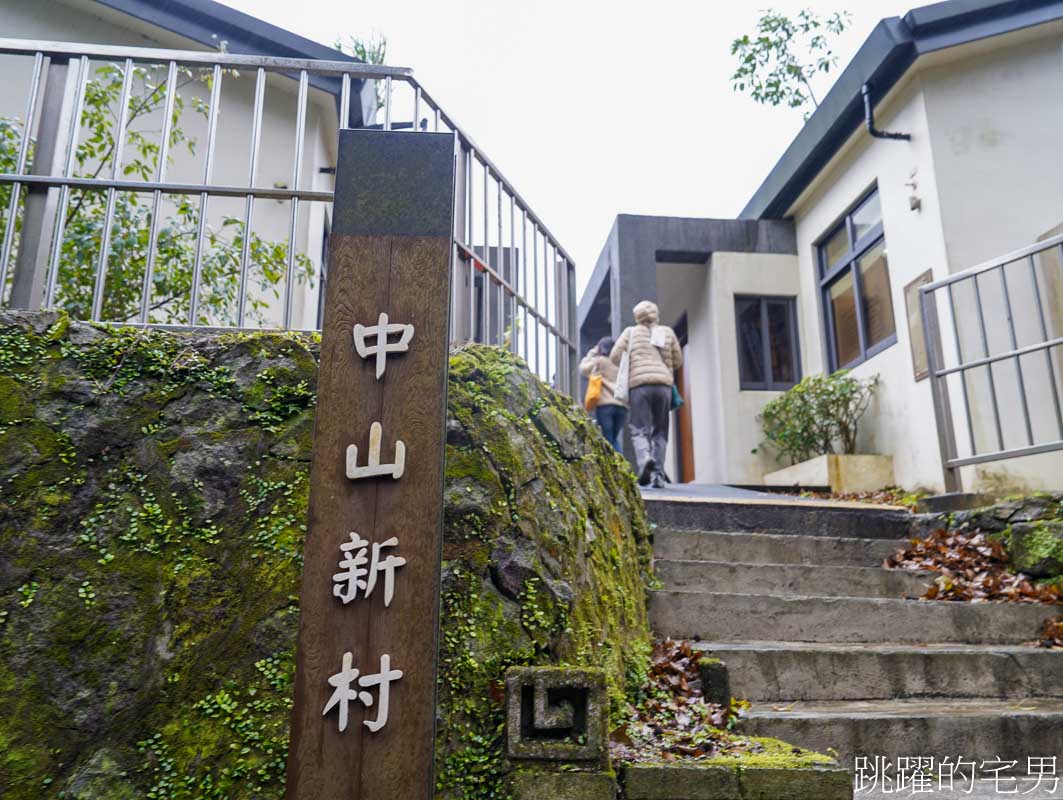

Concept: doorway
[[672, 314, 695, 483]]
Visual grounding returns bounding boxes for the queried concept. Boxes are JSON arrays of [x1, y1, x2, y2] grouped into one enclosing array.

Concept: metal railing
[[0, 37, 578, 395], [920, 232, 1063, 490]]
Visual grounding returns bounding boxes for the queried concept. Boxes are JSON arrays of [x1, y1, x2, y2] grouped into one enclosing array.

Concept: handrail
[[923, 230, 1063, 291], [0, 37, 410, 79]]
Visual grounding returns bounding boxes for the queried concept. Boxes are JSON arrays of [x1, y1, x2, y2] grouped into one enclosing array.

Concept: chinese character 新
[[353, 312, 415, 379], [323, 651, 403, 733], [333, 531, 407, 607]]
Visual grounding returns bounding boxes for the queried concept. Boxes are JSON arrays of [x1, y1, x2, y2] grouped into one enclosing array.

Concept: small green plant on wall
[[758, 370, 879, 465]]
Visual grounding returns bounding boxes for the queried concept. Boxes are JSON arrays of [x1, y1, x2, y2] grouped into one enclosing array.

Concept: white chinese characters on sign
[[346, 421, 406, 480], [322, 651, 404, 733], [353, 312, 415, 379], [332, 531, 407, 607]]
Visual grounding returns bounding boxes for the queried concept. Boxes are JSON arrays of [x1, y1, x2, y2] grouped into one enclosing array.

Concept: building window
[[818, 187, 897, 370], [735, 296, 801, 390]]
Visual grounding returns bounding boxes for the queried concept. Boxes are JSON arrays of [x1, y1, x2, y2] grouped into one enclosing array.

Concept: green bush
[[758, 371, 879, 465]]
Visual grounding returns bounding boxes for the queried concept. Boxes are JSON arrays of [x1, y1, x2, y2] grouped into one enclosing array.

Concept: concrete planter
[[764, 453, 894, 494]]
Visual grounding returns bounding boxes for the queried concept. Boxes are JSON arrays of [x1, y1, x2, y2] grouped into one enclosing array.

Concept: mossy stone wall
[[0, 311, 652, 799]]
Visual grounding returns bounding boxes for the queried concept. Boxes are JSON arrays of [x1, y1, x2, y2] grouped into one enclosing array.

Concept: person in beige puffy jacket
[[610, 300, 682, 488], [579, 336, 627, 452]]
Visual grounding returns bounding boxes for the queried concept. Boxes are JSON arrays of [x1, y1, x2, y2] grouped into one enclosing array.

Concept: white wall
[[0, 0, 338, 329], [788, 27, 1063, 494], [920, 32, 1063, 492], [789, 75, 951, 492], [655, 252, 800, 486]]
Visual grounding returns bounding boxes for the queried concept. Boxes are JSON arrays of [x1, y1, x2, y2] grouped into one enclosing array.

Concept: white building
[[579, 0, 1063, 495]]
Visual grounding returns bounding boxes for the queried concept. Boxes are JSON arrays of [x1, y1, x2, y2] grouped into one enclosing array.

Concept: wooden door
[[675, 344, 695, 483]]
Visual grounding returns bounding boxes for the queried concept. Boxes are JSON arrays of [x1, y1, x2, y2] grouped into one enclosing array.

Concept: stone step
[[621, 762, 853, 800], [655, 559, 931, 599], [645, 497, 911, 539], [693, 641, 1063, 702], [654, 529, 905, 567], [740, 698, 1063, 766], [649, 591, 1059, 645]]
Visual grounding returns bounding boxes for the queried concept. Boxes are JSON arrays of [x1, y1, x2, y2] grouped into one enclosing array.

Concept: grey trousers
[[629, 384, 671, 476]]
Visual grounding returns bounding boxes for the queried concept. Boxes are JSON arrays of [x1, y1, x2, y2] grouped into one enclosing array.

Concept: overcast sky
[[226, 0, 916, 290]]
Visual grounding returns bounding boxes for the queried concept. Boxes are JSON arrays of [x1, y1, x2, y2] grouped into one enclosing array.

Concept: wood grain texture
[[285, 230, 452, 799]]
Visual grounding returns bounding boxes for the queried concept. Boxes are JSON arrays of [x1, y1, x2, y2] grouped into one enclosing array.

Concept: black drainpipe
[[862, 82, 911, 141]]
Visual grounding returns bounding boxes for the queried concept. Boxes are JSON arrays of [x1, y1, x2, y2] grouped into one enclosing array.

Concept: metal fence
[[0, 37, 578, 395], [920, 232, 1063, 491]]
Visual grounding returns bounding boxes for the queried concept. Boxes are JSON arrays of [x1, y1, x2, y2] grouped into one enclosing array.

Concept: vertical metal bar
[[947, 283, 978, 456], [434, 107, 441, 133], [339, 73, 351, 130], [139, 59, 178, 323], [236, 66, 266, 327], [482, 163, 490, 344], [44, 55, 88, 308], [90, 57, 135, 321], [533, 227, 540, 376], [567, 260, 579, 396], [413, 85, 421, 132], [998, 264, 1034, 445], [1029, 252, 1063, 437], [383, 75, 392, 131], [465, 151, 474, 341], [496, 178, 504, 346], [971, 274, 1005, 451], [509, 193, 517, 353], [187, 63, 222, 326], [521, 209, 529, 361], [921, 286, 962, 492], [282, 69, 309, 329], [0, 52, 44, 299]]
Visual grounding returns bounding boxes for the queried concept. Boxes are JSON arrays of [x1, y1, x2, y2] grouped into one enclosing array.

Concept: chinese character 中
[[353, 312, 415, 379], [346, 420, 406, 481], [332, 531, 407, 607], [322, 651, 403, 733]]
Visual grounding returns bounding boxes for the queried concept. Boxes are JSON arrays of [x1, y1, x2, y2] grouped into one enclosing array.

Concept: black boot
[[650, 472, 667, 489], [638, 458, 656, 487]]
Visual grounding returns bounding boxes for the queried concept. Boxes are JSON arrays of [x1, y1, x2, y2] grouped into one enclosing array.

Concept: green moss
[[1014, 523, 1063, 573], [1, 315, 653, 800]]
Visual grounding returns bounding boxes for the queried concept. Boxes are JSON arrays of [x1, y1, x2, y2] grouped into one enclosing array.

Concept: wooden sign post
[[286, 129, 455, 799]]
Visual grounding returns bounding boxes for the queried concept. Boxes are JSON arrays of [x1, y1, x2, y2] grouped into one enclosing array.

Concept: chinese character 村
[[323, 651, 403, 733], [333, 531, 407, 607], [353, 312, 415, 379]]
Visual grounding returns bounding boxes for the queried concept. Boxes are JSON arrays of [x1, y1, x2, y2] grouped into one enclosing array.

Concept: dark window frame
[[735, 294, 802, 391], [817, 186, 897, 371]]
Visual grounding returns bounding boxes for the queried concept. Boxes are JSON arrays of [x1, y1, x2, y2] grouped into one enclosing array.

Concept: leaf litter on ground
[[885, 528, 1062, 648], [610, 639, 814, 764]]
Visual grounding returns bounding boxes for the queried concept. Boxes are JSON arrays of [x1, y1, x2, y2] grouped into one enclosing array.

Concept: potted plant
[[758, 371, 892, 493]]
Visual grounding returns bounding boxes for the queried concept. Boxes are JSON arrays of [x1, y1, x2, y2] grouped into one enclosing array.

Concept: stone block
[[1010, 521, 1063, 577], [739, 765, 852, 799], [696, 657, 731, 707], [511, 769, 617, 800], [764, 454, 894, 494], [622, 764, 741, 799], [506, 666, 608, 766]]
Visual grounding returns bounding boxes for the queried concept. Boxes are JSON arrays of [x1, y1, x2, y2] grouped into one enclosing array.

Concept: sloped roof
[[740, 0, 1063, 220]]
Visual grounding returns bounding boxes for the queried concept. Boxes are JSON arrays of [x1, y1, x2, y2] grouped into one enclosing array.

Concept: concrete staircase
[[646, 495, 1063, 796]]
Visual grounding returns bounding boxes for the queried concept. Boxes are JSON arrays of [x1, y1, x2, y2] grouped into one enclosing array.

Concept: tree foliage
[[1, 61, 313, 325], [730, 8, 851, 116], [758, 370, 879, 464], [335, 33, 388, 111]]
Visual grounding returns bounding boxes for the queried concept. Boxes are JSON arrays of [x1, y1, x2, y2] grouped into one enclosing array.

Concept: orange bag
[[584, 373, 603, 411]]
